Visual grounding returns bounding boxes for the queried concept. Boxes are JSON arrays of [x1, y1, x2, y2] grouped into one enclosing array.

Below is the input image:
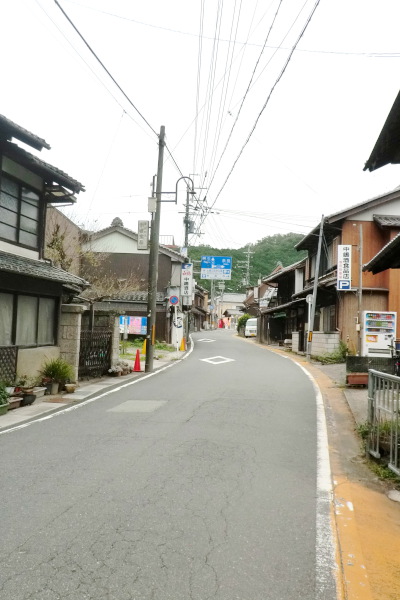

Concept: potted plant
[[0, 383, 10, 415], [108, 364, 123, 377], [41, 358, 74, 394], [1, 377, 15, 396], [16, 374, 38, 394], [117, 360, 130, 375]]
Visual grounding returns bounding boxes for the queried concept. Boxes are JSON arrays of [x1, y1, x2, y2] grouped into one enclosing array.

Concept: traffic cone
[[141, 339, 147, 355], [133, 349, 141, 372], [179, 337, 186, 351]]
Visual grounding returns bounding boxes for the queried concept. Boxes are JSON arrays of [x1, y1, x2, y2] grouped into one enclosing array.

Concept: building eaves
[[262, 258, 306, 283], [296, 187, 400, 251], [364, 90, 400, 172], [0, 251, 89, 292], [2, 141, 85, 194], [373, 214, 400, 228], [363, 231, 400, 274], [261, 298, 305, 314], [0, 114, 50, 151]]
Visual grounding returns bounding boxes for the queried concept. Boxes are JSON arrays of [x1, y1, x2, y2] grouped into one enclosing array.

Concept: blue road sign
[[200, 256, 232, 280]]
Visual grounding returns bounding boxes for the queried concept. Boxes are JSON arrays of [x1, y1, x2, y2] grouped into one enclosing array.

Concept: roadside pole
[[306, 215, 324, 362], [145, 126, 165, 373]]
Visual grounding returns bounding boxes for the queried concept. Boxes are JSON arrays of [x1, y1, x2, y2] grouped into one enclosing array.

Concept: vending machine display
[[362, 311, 397, 356]]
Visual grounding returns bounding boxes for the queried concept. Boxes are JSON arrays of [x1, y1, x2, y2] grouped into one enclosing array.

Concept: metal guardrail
[[367, 369, 400, 475]]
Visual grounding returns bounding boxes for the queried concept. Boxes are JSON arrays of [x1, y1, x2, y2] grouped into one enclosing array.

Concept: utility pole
[[184, 185, 190, 248], [306, 215, 324, 362], [357, 224, 363, 356], [145, 126, 165, 373]]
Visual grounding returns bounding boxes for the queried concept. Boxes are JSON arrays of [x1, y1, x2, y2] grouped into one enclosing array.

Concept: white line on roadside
[[296, 363, 338, 600], [0, 338, 195, 436]]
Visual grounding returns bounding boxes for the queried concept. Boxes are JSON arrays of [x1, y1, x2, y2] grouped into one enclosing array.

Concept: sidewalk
[[0, 350, 185, 431], [313, 361, 368, 427]]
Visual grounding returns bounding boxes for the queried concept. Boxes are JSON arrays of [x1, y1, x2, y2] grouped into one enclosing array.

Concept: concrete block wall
[[310, 332, 340, 356]]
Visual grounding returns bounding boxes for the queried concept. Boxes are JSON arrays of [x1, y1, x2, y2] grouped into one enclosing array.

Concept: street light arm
[[175, 176, 194, 202]]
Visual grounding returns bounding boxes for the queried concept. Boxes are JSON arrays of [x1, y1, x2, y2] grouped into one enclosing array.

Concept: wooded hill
[[188, 232, 307, 293]]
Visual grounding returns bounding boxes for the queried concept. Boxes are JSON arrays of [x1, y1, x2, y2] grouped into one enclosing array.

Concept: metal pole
[[145, 126, 165, 373], [306, 215, 324, 362], [357, 223, 363, 356], [184, 186, 190, 248]]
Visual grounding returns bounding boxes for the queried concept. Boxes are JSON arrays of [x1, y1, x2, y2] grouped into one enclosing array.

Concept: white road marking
[[108, 400, 166, 413], [200, 356, 235, 365], [197, 338, 216, 342], [296, 363, 338, 599]]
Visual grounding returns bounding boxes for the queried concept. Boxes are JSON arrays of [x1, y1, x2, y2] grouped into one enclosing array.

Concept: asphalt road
[[0, 330, 337, 600]]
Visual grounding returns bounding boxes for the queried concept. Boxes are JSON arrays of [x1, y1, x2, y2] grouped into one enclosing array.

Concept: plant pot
[[20, 394, 36, 407], [347, 372, 368, 386], [21, 387, 34, 394], [65, 383, 77, 393], [0, 402, 9, 416], [8, 397, 21, 410], [51, 382, 59, 395]]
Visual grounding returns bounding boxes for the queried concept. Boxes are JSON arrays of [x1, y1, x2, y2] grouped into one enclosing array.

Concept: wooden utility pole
[[357, 224, 363, 356], [145, 126, 165, 373], [306, 215, 324, 362]]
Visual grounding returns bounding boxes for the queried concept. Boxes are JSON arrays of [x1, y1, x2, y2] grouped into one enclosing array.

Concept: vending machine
[[362, 311, 397, 356]]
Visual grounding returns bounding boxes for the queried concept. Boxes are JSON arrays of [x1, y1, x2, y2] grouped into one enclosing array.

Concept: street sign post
[[169, 295, 179, 306]]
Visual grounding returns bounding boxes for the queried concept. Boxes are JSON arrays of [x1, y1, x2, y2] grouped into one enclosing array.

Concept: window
[[0, 174, 40, 248], [0, 292, 57, 347]]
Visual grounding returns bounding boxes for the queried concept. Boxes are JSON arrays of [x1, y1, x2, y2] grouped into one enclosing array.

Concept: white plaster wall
[[17, 346, 60, 380], [0, 240, 39, 259], [350, 198, 400, 221], [84, 231, 149, 254]]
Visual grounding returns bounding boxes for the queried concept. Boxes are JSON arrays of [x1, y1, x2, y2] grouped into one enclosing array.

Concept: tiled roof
[[0, 251, 88, 291], [117, 291, 166, 302], [363, 231, 400, 273], [3, 142, 85, 193], [0, 114, 50, 151], [262, 258, 306, 283], [373, 214, 400, 228]]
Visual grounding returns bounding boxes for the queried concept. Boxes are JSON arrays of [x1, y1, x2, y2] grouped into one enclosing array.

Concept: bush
[[314, 341, 348, 364], [237, 314, 252, 333], [42, 358, 74, 383]]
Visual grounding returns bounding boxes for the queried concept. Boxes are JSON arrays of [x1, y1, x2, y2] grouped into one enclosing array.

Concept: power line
[[63, 1, 400, 58], [201, 0, 322, 225], [205, 0, 285, 197], [54, 0, 158, 138]]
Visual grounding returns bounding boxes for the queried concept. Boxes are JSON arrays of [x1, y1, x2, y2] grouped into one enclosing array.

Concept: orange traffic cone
[[179, 337, 186, 351], [133, 349, 141, 372]]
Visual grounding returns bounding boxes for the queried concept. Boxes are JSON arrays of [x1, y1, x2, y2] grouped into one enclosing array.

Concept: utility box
[[362, 311, 396, 357]]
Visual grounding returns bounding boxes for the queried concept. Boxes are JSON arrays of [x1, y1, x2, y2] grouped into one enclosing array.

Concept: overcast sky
[[2, 0, 400, 250]]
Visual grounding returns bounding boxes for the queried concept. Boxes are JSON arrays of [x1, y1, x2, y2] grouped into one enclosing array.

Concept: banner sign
[[337, 244, 351, 290], [137, 220, 149, 250], [181, 263, 193, 303], [200, 256, 232, 280], [119, 316, 147, 334]]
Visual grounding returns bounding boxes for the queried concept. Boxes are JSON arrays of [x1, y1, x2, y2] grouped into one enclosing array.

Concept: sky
[[2, 0, 400, 251]]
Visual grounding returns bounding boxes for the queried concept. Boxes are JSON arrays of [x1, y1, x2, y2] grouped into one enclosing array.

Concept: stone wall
[[59, 304, 86, 381]]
